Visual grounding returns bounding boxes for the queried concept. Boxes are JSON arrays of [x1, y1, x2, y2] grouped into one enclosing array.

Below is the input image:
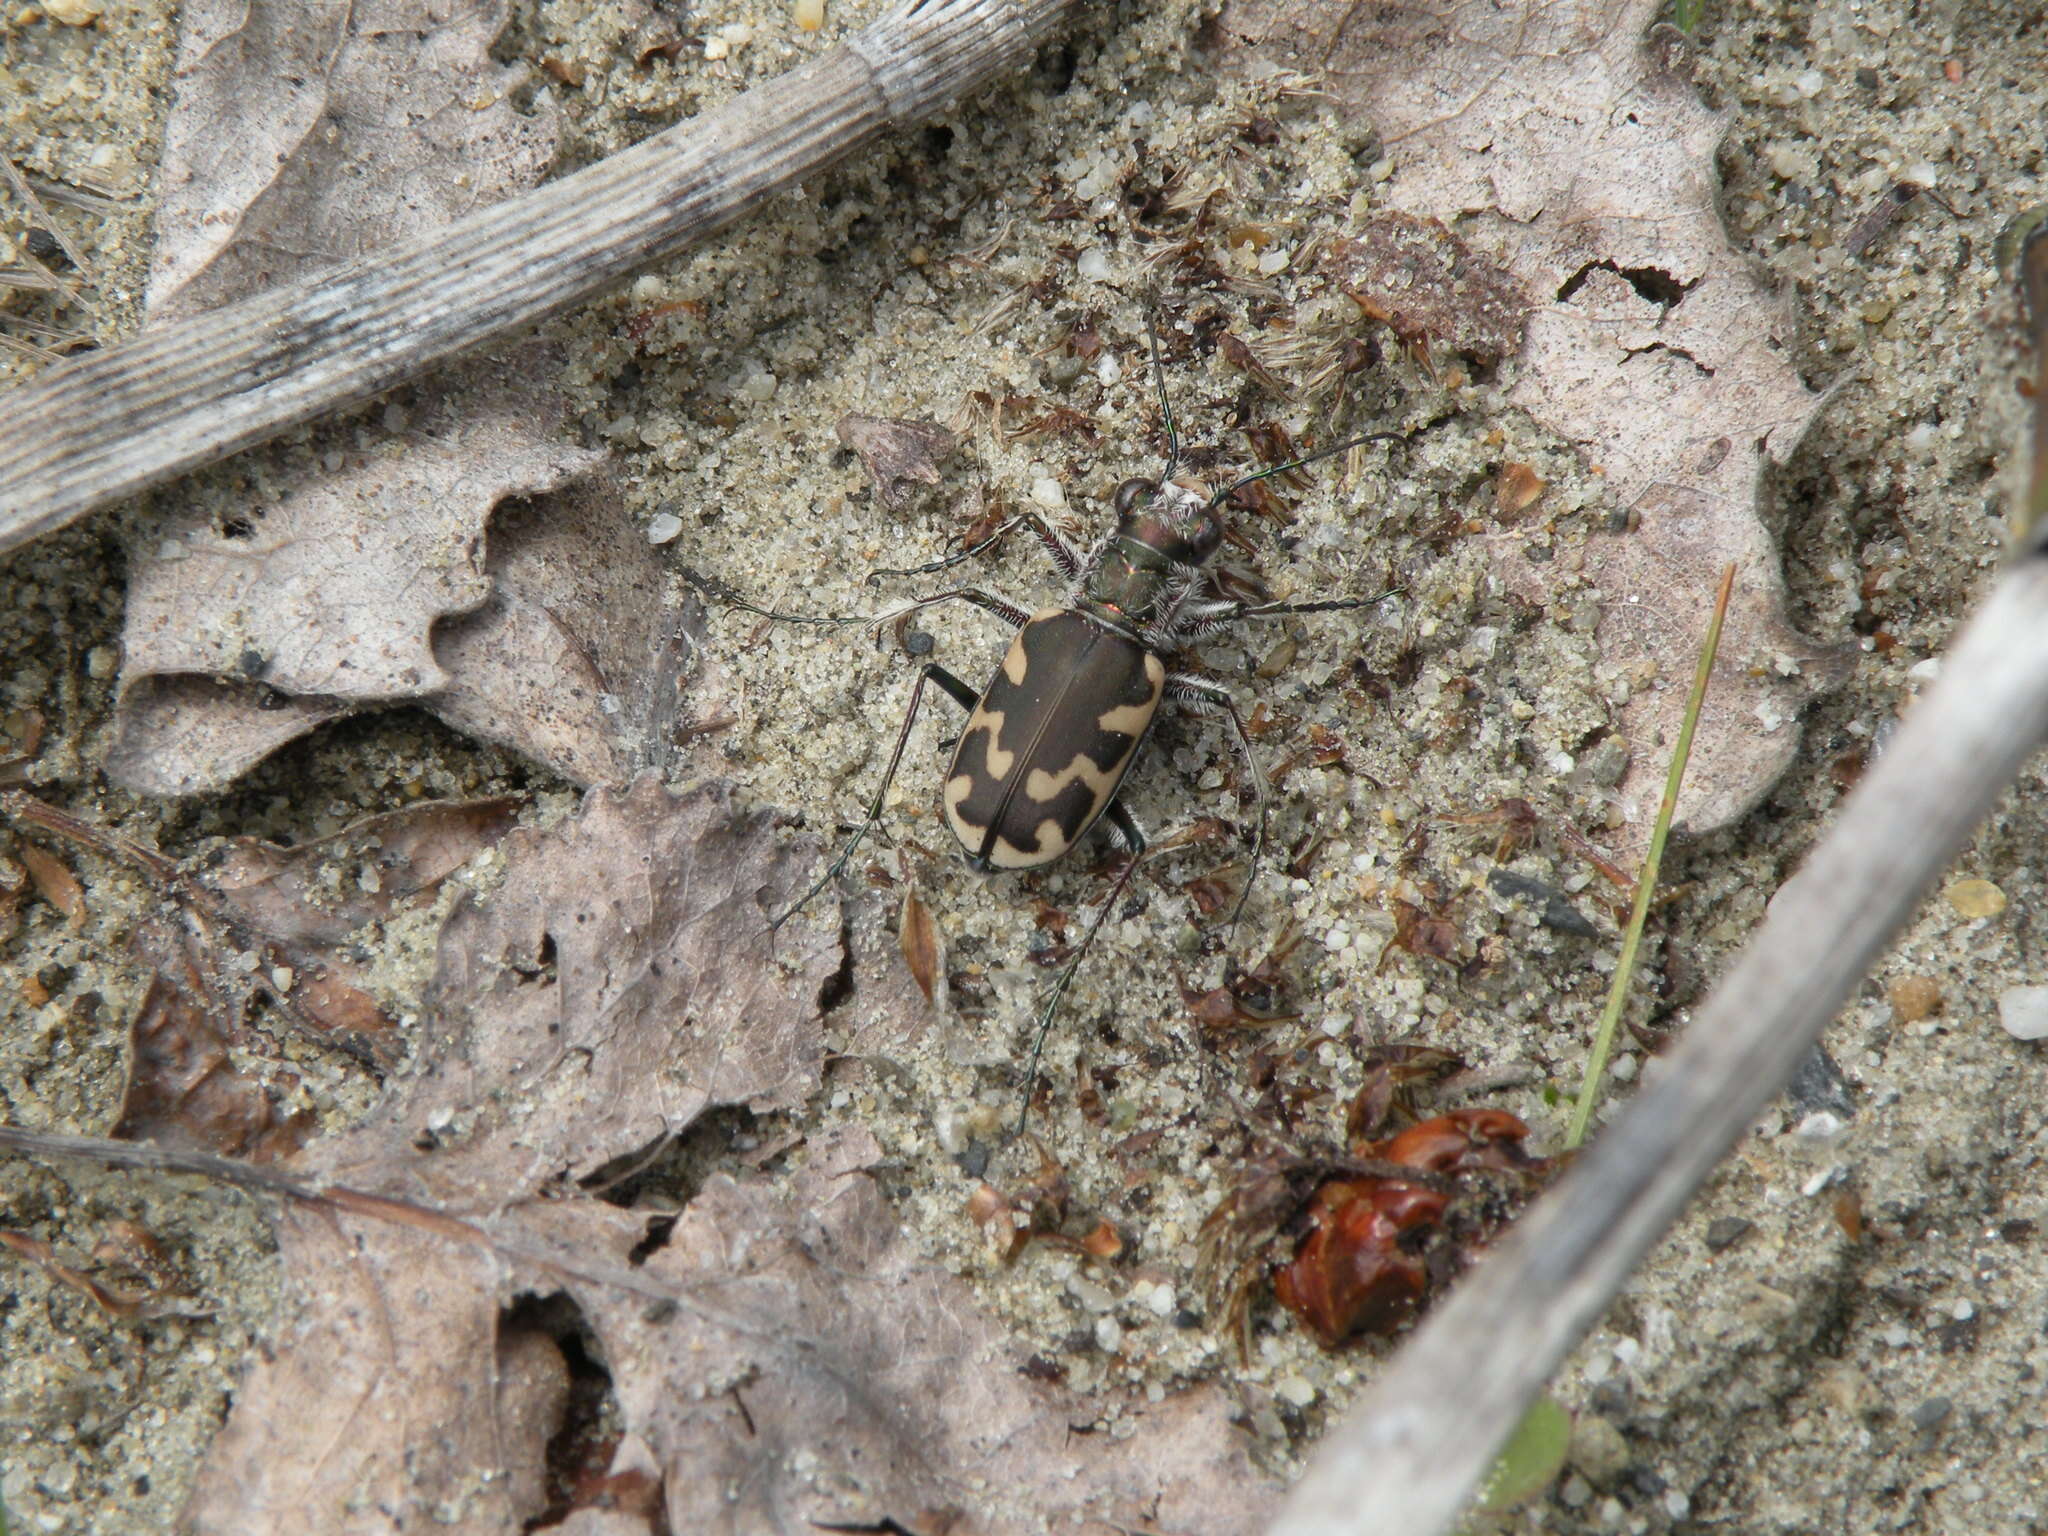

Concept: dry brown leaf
[[106, 797, 518, 1157], [110, 478, 723, 796], [146, 0, 558, 325], [104, 0, 728, 798], [115, 962, 316, 1161], [15, 839, 84, 922], [837, 413, 959, 511], [182, 779, 1274, 1533], [1221, 0, 1846, 841], [899, 887, 940, 1003], [198, 797, 521, 946]]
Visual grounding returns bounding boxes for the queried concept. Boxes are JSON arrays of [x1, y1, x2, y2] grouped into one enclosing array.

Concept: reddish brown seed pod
[[1268, 1108, 1544, 1348], [1272, 1176, 1447, 1346]]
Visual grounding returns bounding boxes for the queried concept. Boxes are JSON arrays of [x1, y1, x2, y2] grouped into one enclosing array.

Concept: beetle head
[[1111, 474, 1224, 568]]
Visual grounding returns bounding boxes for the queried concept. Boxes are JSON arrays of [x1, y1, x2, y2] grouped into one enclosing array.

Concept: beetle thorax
[[1081, 476, 1221, 628]]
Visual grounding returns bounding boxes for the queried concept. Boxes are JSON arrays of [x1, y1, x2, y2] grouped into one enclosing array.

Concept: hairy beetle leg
[[769, 661, 981, 933], [867, 510, 1083, 585]]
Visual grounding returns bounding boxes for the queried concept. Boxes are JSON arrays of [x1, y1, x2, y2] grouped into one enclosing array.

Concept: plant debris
[[1220, 0, 1847, 843], [102, 0, 741, 797]]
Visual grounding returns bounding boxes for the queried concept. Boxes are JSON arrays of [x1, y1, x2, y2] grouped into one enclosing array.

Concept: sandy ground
[[3, 0, 2047, 1531]]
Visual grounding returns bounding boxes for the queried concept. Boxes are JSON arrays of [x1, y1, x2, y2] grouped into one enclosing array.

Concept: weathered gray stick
[[1270, 550, 2048, 1535], [0, 0, 1079, 555]]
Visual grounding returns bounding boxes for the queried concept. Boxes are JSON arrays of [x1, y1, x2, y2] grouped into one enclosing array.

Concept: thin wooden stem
[[1270, 553, 2048, 1536], [0, 0, 1079, 556]]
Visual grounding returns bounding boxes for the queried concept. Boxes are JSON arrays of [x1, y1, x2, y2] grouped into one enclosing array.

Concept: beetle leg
[[867, 512, 1083, 583], [1163, 674, 1268, 936], [869, 586, 1033, 634], [1235, 588, 1401, 618], [1014, 800, 1149, 1137], [770, 663, 978, 933], [1159, 587, 1401, 648]]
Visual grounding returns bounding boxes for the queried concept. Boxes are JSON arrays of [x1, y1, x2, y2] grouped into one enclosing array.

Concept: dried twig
[[1270, 226, 2048, 1536], [0, 0, 1079, 556]]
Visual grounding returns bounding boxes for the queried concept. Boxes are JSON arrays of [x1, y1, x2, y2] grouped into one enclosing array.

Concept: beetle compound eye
[[1185, 509, 1225, 563], [1112, 476, 1158, 516]]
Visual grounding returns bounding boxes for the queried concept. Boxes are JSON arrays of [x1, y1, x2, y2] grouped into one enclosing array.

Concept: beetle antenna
[[1147, 313, 1181, 479], [1203, 430, 1407, 514]]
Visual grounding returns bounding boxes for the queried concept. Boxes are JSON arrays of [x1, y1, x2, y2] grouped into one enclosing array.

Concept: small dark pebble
[[1855, 67, 1882, 91], [24, 227, 68, 267], [957, 1142, 990, 1180], [641, 1297, 679, 1325], [1061, 1327, 1096, 1355], [1786, 1043, 1856, 1120], [1589, 1380, 1633, 1419], [1932, 1315, 1980, 1355], [1704, 1216, 1754, 1253], [1173, 1308, 1204, 1330], [1909, 1396, 1952, 1432], [1020, 1354, 1064, 1383], [36, 961, 74, 995], [1622, 1465, 1668, 1501], [1487, 869, 1598, 938], [903, 629, 935, 657]]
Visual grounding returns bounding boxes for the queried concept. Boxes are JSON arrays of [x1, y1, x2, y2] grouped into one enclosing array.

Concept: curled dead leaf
[[15, 840, 84, 923], [899, 887, 941, 1004], [836, 413, 958, 512]]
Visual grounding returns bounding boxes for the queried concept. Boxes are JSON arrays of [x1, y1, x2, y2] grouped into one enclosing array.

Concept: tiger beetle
[[738, 321, 1399, 1130]]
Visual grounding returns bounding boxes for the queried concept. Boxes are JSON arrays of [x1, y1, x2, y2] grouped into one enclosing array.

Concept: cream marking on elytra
[[1001, 636, 1031, 686], [1025, 751, 1124, 803], [1095, 699, 1154, 737], [976, 711, 1015, 777], [991, 832, 1053, 869]]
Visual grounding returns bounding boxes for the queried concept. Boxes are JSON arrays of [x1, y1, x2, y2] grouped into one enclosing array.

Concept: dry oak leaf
[[181, 777, 838, 1533], [109, 0, 688, 798], [181, 778, 1273, 1533], [147, 0, 559, 325], [511, 1134, 1283, 1535], [117, 797, 521, 1159], [1223, 0, 1847, 841], [109, 468, 722, 796]]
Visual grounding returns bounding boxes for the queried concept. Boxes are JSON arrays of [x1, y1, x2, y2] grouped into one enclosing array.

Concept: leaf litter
[[129, 776, 1276, 1533], [4, 788, 519, 1159], [105, 0, 732, 798], [1220, 0, 1847, 841], [0, 0, 1900, 1531]]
